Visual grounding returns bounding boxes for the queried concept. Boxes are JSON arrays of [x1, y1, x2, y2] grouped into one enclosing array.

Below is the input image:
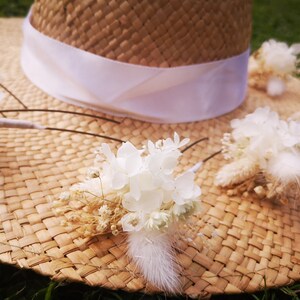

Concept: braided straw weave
[[30, 0, 252, 67], [1, 18, 300, 298]]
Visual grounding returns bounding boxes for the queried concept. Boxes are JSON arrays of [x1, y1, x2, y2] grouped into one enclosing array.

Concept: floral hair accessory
[[248, 39, 300, 96], [215, 107, 300, 204], [53, 133, 202, 291]]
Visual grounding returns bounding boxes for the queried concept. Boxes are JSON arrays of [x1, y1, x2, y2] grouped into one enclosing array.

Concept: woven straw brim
[[31, 0, 252, 67], [1, 18, 300, 298]]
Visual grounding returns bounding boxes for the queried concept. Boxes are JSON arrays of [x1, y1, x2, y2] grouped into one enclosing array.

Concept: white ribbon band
[[21, 15, 249, 123]]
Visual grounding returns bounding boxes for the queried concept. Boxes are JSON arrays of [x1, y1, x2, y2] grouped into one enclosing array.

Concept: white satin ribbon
[[21, 15, 249, 123]]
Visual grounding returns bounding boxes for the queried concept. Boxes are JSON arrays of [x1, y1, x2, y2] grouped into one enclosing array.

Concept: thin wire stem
[[0, 83, 28, 109], [202, 150, 222, 163], [1, 109, 120, 124], [46, 127, 125, 143], [182, 137, 209, 153]]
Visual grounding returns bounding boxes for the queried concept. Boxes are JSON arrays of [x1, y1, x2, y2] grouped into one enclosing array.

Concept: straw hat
[[1, 1, 300, 298]]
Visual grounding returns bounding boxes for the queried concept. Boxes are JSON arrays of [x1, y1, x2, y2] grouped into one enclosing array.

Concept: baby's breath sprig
[[53, 190, 127, 238]]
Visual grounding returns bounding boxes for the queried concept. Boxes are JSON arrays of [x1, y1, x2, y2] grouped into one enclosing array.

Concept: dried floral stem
[[0, 109, 120, 124], [46, 127, 125, 143], [0, 83, 28, 109], [182, 137, 209, 153], [202, 150, 222, 163]]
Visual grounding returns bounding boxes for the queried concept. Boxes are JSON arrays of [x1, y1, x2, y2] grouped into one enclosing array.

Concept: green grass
[[252, 0, 300, 51], [0, 0, 32, 17], [0, 263, 299, 300], [1, 0, 300, 299]]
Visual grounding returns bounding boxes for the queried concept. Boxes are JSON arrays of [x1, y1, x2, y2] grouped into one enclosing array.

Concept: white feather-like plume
[[128, 229, 180, 292]]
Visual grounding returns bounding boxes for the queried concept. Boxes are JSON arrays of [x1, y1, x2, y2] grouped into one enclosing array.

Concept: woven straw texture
[[1, 18, 300, 298], [30, 0, 252, 67]]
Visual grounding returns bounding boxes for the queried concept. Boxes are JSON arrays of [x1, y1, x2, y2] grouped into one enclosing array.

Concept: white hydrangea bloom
[[217, 107, 300, 186], [172, 172, 201, 205], [261, 39, 297, 74], [248, 39, 300, 97], [68, 132, 201, 233]]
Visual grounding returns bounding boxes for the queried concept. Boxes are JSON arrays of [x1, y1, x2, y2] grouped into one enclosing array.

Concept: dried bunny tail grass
[[267, 76, 286, 96], [127, 229, 181, 293], [215, 158, 259, 187], [290, 43, 300, 55], [267, 151, 300, 184]]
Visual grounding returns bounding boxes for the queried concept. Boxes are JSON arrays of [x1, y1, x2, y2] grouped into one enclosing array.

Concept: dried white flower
[[144, 211, 171, 230], [86, 167, 100, 178], [57, 132, 201, 234], [98, 204, 111, 216], [261, 39, 297, 74], [216, 107, 300, 189], [59, 191, 70, 201], [121, 212, 144, 232], [248, 39, 300, 96]]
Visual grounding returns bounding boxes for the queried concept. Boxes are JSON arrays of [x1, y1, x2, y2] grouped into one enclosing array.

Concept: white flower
[[122, 190, 164, 213], [86, 167, 100, 178], [278, 120, 300, 148], [97, 218, 109, 231], [172, 172, 201, 205], [228, 107, 282, 164], [144, 211, 171, 230], [101, 142, 143, 190], [248, 39, 299, 96], [217, 107, 300, 186], [161, 132, 190, 151], [63, 133, 201, 233], [121, 212, 144, 231], [261, 39, 297, 74], [172, 201, 200, 218], [98, 204, 111, 216], [59, 191, 70, 201]]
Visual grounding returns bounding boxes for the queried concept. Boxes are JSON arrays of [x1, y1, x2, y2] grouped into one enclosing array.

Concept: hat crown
[[31, 0, 252, 67]]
